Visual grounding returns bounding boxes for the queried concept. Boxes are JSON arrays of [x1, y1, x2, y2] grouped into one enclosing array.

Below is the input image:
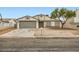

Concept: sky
[[0, 7, 78, 18]]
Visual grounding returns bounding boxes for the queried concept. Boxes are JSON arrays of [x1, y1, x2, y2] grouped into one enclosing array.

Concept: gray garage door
[[19, 21, 36, 28]]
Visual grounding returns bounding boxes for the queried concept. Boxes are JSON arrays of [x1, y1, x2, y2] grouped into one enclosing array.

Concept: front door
[[39, 21, 44, 28]]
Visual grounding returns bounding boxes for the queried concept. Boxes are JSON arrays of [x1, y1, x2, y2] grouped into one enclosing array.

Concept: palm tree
[[51, 8, 76, 29]]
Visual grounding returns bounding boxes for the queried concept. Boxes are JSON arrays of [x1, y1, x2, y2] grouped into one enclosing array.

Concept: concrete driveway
[[0, 29, 35, 38]]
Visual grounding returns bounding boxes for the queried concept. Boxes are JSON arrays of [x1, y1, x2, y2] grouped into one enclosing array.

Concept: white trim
[[44, 22, 46, 28], [36, 21, 39, 28], [17, 22, 19, 29]]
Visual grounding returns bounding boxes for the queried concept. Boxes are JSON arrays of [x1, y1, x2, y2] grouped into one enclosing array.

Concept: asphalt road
[[0, 37, 79, 52]]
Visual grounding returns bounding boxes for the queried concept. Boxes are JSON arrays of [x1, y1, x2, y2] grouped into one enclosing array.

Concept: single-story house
[[16, 14, 60, 29]]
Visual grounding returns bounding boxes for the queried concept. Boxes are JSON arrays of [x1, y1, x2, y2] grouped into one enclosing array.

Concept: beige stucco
[[17, 14, 61, 29]]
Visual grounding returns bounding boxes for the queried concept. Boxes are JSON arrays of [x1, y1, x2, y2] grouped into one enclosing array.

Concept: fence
[[0, 22, 15, 27]]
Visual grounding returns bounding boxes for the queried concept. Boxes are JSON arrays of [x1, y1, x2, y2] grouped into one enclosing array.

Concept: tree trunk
[[59, 18, 68, 29], [61, 24, 64, 29], [61, 23, 65, 29]]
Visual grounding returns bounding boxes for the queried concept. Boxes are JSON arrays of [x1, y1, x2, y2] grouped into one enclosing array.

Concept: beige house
[[16, 14, 60, 29]]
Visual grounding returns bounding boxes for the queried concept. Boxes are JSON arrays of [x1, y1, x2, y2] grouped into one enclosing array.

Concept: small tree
[[51, 8, 76, 28], [0, 13, 2, 22]]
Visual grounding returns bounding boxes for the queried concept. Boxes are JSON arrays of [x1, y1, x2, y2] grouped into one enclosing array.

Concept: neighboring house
[[74, 9, 79, 23], [67, 9, 79, 28], [72, 9, 79, 27], [0, 18, 16, 27], [16, 14, 60, 29]]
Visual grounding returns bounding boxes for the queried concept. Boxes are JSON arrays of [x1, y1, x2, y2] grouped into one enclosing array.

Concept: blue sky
[[0, 7, 78, 18]]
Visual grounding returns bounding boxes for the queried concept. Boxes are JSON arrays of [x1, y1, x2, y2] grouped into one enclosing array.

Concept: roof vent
[[26, 16, 30, 19]]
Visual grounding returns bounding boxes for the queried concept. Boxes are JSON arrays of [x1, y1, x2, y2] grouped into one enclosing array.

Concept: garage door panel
[[19, 21, 36, 28]]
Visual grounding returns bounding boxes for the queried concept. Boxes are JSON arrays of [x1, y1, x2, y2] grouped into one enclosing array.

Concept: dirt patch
[[0, 27, 16, 35], [71, 30, 79, 35], [47, 26, 76, 30]]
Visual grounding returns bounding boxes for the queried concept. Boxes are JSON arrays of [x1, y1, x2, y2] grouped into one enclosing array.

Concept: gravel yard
[[0, 28, 79, 38]]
